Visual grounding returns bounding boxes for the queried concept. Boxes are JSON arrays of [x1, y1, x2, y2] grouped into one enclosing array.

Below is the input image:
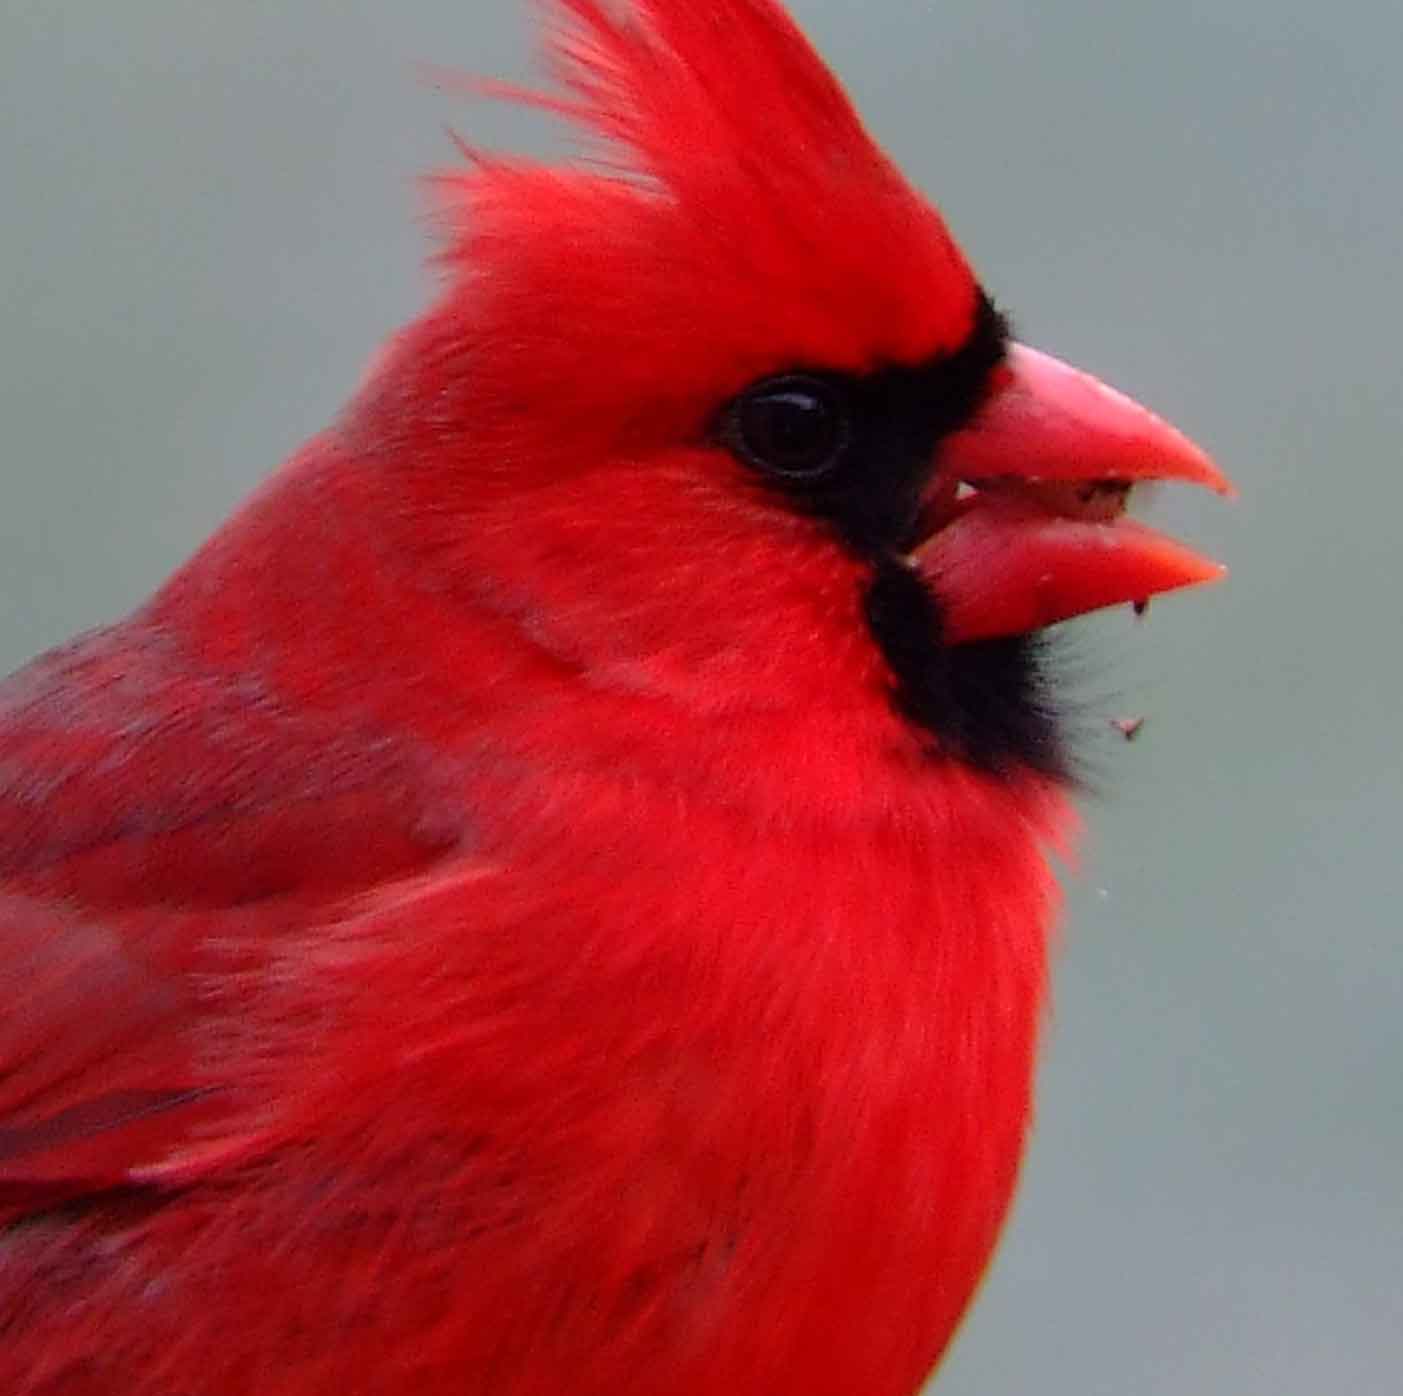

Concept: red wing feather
[[0, 893, 210, 1201], [0, 618, 471, 1210]]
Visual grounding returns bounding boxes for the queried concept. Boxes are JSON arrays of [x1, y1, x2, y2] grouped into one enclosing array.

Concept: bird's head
[[345, 0, 1230, 779]]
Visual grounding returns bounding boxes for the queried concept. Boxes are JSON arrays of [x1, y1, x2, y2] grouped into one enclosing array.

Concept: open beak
[[913, 343, 1234, 644]]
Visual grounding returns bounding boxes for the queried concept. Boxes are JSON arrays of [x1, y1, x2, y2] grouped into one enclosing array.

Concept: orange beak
[[915, 343, 1234, 644]]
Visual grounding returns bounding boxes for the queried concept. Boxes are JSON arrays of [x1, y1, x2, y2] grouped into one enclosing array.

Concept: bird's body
[[0, 3, 1228, 1392], [0, 390, 1061, 1396]]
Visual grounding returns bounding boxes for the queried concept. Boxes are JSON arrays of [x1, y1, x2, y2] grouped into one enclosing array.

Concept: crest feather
[[431, 0, 979, 400], [542, 0, 882, 183]]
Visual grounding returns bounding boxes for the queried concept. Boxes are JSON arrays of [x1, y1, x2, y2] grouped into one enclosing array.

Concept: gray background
[[1, 2, 1398, 1391]]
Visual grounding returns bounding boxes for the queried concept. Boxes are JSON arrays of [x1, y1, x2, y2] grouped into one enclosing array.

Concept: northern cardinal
[[0, 2, 1230, 1393]]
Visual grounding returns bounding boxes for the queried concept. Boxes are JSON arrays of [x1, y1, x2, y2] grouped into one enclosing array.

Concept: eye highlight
[[724, 374, 851, 481]]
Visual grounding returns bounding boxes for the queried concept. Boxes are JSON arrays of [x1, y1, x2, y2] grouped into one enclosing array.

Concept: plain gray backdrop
[[2, 2, 1399, 1392]]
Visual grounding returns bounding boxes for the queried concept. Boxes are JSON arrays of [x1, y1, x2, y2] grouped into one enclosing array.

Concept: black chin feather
[[863, 558, 1066, 778]]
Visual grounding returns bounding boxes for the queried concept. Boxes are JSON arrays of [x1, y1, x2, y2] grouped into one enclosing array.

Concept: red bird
[[0, 3, 1230, 1393]]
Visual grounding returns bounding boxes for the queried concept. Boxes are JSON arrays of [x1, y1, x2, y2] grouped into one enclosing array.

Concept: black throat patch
[[864, 557, 1063, 776]]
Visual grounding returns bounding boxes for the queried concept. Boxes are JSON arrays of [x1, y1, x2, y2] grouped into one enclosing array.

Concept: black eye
[[726, 374, 850, 480]]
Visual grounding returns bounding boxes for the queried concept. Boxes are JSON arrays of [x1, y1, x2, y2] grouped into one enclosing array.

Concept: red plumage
[[0, 3, 1227, 1392]]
